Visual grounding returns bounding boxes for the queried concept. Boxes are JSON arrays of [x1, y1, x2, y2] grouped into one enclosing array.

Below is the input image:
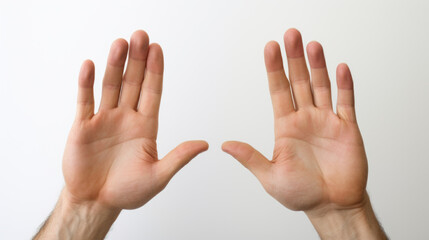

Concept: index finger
[[137, 43, 164, 138], [264, 41, 295, 118]]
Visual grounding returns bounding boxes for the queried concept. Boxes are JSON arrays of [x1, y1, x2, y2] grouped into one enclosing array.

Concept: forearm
[[34, 189, 120, 240], [305, 193, 387, 240]]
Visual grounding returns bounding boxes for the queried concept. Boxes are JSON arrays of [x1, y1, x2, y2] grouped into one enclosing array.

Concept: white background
[[1, 0, 429, 239]]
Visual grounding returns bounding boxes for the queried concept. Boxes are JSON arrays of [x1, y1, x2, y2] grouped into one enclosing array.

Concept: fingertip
[[129, 30, 150, 60], [113, 38, 129, 49], [336, 63, 350, 75], [82, 59, 95, 69], [221, 141, 232, 153], [306, 41, 326, 68], [108, 38, 128, 67], [264, 41, 284, 72], [181, 140, 209, 153], [221, 141, 247, 156], [149, 42, 162, 50], [264, 41, 281, 54], [196, 140, 210, 152], [131, 30, 150, 46], [221, 140, 235, 150], [336, 63, 353, 90], [79, 59, 95, 88], [146, 43, 164, 74], [284, 28, 304, 58], [284, 28, 301, 39]]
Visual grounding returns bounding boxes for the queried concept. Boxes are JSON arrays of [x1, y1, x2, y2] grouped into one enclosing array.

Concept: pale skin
[[35, 29, 387, 240], [222, 29, 387, 239], [34, 30, 209, 240]]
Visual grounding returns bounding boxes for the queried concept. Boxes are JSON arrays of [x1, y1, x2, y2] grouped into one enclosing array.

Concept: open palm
[[223, 29, 368, 213], [63, 31, 208, 210]]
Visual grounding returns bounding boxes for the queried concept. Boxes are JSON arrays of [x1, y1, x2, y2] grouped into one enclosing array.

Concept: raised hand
[[63, 30, 208, 209], [222, 29, 386, 239], [34, 30, 208, 240]]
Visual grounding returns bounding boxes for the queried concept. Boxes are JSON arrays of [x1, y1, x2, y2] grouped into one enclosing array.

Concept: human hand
[[34, 30, 208, 240], [222, 29, 386, 239], [63, 30, 208, 211]]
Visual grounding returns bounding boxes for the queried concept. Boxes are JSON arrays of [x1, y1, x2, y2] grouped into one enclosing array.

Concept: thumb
[[222, 141, 271, 180], [157, 140, 209, 180]]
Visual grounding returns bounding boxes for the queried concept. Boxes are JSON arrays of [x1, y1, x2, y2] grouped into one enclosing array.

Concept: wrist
[[305, 192, 387, 240], [34, 189, 121, 240], [59, 189, 121, 239], [60, 188, 121, 216]]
